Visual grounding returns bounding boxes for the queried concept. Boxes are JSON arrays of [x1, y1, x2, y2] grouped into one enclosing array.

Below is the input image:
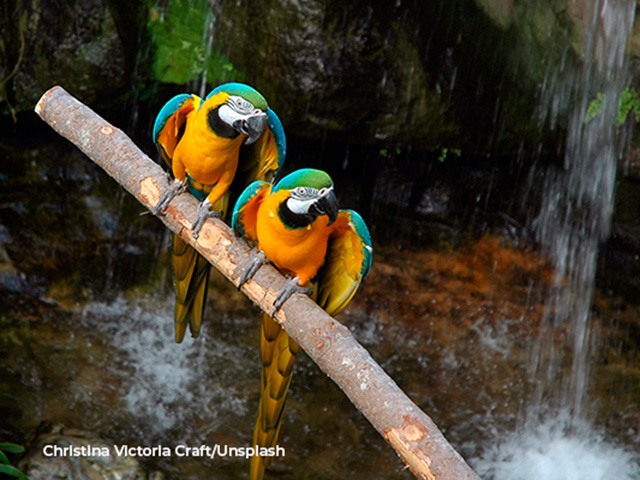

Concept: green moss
[[437, 147, 462, 163], [617, 87, 640, 125], [585, 92, 605, 123], [586, 87, 640, 126], [146, 0, 244, 85]]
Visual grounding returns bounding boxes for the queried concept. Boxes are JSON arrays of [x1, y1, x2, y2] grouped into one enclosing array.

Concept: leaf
[[585, 92, 604, 123], [438, 147, 448, 163], [146, 0, 244, 84], [617, 87, 640, 126], [0, 444, 25, 454], [0, 464, 30, 480]]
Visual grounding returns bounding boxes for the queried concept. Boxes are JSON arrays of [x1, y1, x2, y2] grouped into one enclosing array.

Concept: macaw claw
[[272, 276, 312, 315], [151, 175, 188, 216], [191, 199, 223, 239], [238, 248, 268, 289]]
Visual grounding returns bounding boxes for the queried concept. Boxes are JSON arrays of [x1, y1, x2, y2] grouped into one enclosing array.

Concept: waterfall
[[475, 1, 639, 478], [529, 0, 635, 428]]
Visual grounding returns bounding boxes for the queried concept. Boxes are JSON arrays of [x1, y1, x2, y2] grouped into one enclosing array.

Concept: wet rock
[[215, 0, 461, 146], [1, 0, 142, 111], [18, 424, 163, 480], [598, 171, 640, 303], [474, 0, 514, 29], [0, 114, 168, 303], [0, 0, 614, 155], [212, 0, 601, 154]]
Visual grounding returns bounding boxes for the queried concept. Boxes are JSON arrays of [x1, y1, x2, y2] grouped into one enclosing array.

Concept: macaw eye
[[293, 187, 306, 196]]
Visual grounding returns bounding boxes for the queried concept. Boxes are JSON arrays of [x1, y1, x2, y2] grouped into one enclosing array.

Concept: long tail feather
[[250, 313, 301, 480], [170, 194, 228, 343], [172, 234, 210, 343]]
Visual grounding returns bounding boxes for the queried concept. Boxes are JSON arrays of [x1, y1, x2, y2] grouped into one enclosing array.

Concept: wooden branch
[[35, 86, 481, 480]]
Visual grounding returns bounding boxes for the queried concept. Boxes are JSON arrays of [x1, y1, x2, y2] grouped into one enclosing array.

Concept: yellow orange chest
[[174, 108, 244, 184], [256, 193, 331, 285]]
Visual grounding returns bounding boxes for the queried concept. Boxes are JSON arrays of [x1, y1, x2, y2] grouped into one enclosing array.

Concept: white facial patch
[[286, 195, 317, 215], [217, 103, 242, 126], [286, 185, 333, 215]]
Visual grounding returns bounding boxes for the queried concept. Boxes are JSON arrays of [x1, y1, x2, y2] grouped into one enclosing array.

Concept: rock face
[[214, 0, 458, 145], [1, 0, 143, 112], [0, 126, 166, 304], [3, 0, 634, 153], [180, 0, 638, 154]]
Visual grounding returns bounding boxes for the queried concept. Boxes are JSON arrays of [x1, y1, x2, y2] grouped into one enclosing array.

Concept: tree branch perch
[[34, 85, 481, 480]]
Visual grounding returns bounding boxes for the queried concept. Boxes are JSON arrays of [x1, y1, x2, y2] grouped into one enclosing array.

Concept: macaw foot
[[272, 276, 312, 315], [238, 248, 268, 289], [151, 175, 187, 216], [191, 199, 223, 239]]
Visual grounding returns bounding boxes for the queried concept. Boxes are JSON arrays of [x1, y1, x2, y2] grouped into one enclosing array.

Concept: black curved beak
[[233, 112, 266, 145], [311, 189, 338, 225]]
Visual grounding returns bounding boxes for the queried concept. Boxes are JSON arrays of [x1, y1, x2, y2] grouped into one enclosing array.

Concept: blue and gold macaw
[[232, 168, 373, 480], [152, 82, 286, 342]]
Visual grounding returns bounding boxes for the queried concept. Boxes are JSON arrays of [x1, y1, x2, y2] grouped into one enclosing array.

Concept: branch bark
[[35, 85, 481, 480]]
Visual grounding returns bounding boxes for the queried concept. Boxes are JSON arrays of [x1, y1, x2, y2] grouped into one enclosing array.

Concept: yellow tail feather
[[171, 195, 227, 343], [172, 234, 210, 343], [250, 313, 301, 480]]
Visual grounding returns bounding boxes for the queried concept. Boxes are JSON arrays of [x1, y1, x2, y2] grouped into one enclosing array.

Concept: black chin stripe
[[278, 201, 314, 229], [206, 107, 240, 139]]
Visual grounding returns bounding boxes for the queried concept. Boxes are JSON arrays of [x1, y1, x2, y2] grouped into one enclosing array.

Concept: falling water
[[193, 3, 217, 98], [529, 0, 635, 428], [475, 0, 638, 477]]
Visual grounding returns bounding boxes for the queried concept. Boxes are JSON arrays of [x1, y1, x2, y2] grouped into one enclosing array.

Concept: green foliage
[[146, 0, 244, 85], [437, 147, 461, 163], [585, 87, 640, 126], [0, 443, 24, 454], [585, 92, 604, 124], [0, 443, 28, 480], [378, 147, 402, 158], [618, 87, 640, 126]]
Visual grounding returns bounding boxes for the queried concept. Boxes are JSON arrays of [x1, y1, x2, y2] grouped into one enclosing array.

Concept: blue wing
[[153, 93, 199, 168], [235, 107, 286, 190], [266, 108, 286, 176], [232, 181, 272, 241]]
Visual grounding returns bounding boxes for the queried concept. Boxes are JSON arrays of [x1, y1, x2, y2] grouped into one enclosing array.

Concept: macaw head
[[274, 169, 339, 228], [205, 83, 269, 145]]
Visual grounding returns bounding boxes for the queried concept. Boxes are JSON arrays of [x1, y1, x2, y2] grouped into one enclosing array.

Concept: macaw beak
[[233, 112, 266, 145], [311, 188, 338, 225]]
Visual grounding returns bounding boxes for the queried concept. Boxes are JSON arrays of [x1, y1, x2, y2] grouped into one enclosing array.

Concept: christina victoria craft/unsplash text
[[42, 444, 286, 460]]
